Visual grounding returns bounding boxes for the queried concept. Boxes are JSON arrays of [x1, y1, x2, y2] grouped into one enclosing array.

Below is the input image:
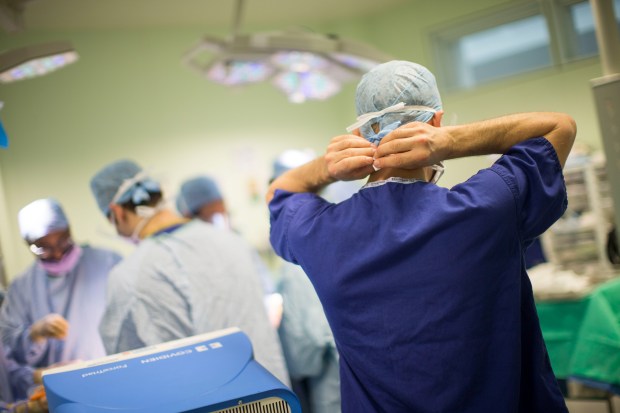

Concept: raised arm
[[265, 134, 375, 204], [374, 112, 577, 170]]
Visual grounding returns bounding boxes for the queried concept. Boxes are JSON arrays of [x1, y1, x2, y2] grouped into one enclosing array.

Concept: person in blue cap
[[176, 174, 280, 326], [266, 60, 576, 412], [89, 159, 289, 385], [0, 198, 122, 368], [176, 175, 229, 228]]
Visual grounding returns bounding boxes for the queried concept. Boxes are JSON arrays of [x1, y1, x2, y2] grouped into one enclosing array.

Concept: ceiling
[[9, 0, 409, 32]]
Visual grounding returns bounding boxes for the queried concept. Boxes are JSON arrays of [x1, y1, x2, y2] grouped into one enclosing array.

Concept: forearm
[[266, 157, 334, 204], [8, 328, 47, 366], [445, 112, 576, 166], [8, 364, 35, 399]]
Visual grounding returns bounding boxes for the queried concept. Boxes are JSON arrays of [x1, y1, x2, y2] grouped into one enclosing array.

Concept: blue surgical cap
[[271, 149, 316, 181], [18, 198, 69, 242], [176, 176, 223, 217], [90, 159, 161, 217], [354, 60, 442, 144]]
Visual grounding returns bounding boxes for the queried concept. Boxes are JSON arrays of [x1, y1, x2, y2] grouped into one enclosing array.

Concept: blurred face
[[29, 229, 73, 262], [197, 200, 227, 224]]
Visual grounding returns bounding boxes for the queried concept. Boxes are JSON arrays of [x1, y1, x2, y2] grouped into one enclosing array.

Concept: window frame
[[430, 0, 617, 93]]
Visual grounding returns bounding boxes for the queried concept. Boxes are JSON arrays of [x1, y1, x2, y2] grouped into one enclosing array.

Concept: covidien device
[[43, 327, 300, 413]]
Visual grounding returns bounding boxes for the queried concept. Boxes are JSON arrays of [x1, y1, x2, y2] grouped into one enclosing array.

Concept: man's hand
[[375, 112, 576, 169], [30, 313, 69, 342], [266, 132, 375, 204], [324, 133, 376, 181], [9, 385, 48, 412], [373, 121, 453, 170]]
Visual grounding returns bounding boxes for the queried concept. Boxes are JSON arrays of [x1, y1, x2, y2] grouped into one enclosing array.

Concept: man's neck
[[140, 210, 189, 239], [367, 167, 429, 183]]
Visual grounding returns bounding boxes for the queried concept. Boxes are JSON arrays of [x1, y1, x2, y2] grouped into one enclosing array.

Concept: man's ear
[[430, 111, 444, 127], [350, 127, 362, 137], [108, 204, 124, 223]]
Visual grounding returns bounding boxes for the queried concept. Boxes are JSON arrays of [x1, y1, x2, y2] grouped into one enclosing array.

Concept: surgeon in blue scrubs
[[266, 60, 576, 412], [0, 198, 122, 368]]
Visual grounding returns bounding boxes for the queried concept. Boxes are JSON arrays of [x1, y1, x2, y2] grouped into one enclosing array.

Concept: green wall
[[0, 0, 605, 281]]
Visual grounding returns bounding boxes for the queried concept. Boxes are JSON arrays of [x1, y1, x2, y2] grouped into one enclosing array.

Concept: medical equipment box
[[43, 327, 300, 413]]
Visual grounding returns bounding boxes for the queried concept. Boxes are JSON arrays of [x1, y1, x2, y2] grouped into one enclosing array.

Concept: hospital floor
[[565, 395, 620, 413]]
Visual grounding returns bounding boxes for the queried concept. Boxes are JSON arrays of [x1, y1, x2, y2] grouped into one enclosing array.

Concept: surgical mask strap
[[130, 201, 165, 242], [111, 171, 152, 205], [430, 161, 445, 184], [346, 102, 438, 133]]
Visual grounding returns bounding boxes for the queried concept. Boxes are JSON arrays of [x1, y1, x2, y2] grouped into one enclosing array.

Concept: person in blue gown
[[0, 344, 47, 413], [176, 175, 277, 307], [0, 198, 122, 368], [89, 160, 289, 385], [266, 60, 576, 412]]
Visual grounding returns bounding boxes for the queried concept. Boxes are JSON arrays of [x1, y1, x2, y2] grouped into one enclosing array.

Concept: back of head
[[176, 176, 223, 217], [90, 159, 162, 217], [18, 198, 69, 243], [271, 149, 317, 181], [354, 60, 442, 144]]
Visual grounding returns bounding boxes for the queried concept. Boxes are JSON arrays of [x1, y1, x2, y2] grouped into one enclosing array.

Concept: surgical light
[[184, 0, 392, 103], [0, 41, 78, 83]]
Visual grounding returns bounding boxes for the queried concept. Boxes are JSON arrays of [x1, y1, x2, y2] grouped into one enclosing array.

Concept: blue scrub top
[[269, 138, 568, 413]]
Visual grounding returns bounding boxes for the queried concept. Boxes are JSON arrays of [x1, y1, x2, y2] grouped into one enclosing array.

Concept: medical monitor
[[43, 327, 300, 413]]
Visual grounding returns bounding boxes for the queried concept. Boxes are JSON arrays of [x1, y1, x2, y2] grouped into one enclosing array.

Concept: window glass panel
[[452, 15, 551, 89], [568, 0, 620, 58]]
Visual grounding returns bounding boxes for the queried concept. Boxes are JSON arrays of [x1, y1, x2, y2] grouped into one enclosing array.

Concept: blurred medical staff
[[176, 175, 230, 229], [0, 343, 47, 413], [0, 198, 122, 368], [89, 159, 289, 385], [176, 175, 280, 326]]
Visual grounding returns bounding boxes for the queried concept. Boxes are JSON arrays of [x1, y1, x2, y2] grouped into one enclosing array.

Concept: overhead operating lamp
[[0, 41, 78, 83], [183, 0, 392, 103]]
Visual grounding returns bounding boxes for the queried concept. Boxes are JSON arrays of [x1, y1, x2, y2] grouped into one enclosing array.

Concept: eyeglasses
[[29, 232, 74, 260]]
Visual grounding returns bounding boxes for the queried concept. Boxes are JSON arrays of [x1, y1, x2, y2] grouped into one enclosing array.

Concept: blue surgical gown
[[277, 261, 341, 413], [98, 220, 289, 385], [0, 246, 122, 368], [269, 138, 568, 412], [0, 344, 32, 409]]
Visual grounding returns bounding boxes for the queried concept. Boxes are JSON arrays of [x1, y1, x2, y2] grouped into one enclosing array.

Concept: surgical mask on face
[[39, 244, 83, 276], [210, 212, 230, 230]]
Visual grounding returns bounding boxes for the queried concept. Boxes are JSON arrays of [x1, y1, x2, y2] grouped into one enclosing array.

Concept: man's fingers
[[329, 156, 374, 180], [374, 152, 428, 170], [375, 138, 419, 158], [330, 147, 376, 160], [46, 317, 69, 338], [328, 136, 375, 152]]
